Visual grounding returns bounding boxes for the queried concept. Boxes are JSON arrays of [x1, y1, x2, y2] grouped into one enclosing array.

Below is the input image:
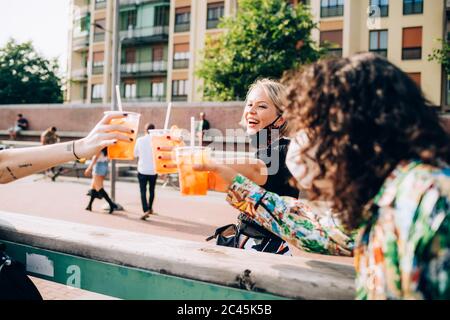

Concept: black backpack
[[0, 243, 43, 300]]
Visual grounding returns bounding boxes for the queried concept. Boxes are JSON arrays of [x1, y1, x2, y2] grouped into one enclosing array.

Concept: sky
[[0, 0, 71, 75]]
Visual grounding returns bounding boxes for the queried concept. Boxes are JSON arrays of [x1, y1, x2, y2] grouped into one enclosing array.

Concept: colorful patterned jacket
[[226, 160, 450, 299]]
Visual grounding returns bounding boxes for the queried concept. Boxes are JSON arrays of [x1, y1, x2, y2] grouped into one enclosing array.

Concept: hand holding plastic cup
[[104, 111, 140, 160], [175, 146, 211, 196], [150, 126, 184, 174]]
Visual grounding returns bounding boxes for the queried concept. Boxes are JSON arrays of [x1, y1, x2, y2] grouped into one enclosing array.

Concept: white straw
[[115, 85, 123, 112], [164, 102, 172, 130], [190, 116, 195, 148]]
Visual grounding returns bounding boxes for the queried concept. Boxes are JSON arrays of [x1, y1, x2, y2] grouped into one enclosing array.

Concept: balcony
[[92, 64, 104, 75], [171, 95, 188, 102], [207, 19, 221, 29], [120, 61, 167, 77], [120, 26, 169, 44], [173, 59, 189, 69], [72, 33, 90, 52], [175, 23, 190, 33], [94, 0, 107, 10], [120, 0, 169, 5], [94, 32, 105, 42], [123, 96, 166, 102], [402, 47, 422, 60], [71, 68, 88, 81], [320, 5, 344, 18]]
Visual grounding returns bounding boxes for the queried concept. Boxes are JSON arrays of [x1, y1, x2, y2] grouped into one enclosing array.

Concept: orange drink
[[104, 111, 140, 160], [150, 128, 184, 174], [175, 147, 211, 196]]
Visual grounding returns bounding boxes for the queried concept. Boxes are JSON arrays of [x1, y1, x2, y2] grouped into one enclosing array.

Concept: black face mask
[[248, 115, 283, 149]]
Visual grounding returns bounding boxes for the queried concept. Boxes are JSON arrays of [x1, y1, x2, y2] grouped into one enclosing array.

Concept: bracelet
[[72, 140, 82, 161]]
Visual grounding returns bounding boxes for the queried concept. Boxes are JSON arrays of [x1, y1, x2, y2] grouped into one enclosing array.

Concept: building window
[[123, 48, 136, 64], [172, 79, 188, 101], [370, 0, 388, 17], [320, 0, 344, 18], [320, 30, 343, 57], [369, 30, 388, 57], [95, 0, 106, 10], [93, 19, 106, 42], [402, 27, 422, 60], [175, 7, 191, 33], [154, 5, 169, 26], [92, 51, 104, 74], [403, 0, 423, 15], [173, 43, 190, 69], [407, 73, 421, 88], [124, 82, 137, 99], [120, 9, 137, 30], [92, 84, 104, 101], [152, 82, 165, 97], [207, 2, 225, 29]]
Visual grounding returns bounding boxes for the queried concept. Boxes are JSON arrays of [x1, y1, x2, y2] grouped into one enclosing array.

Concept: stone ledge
[[0, 210, 355, 300]]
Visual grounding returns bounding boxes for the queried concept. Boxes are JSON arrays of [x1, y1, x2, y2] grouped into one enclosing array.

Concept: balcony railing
[[120, 26, 169, 41], [175, 23, 190, 33], [92, 65, 104, 75], [320, 5, 344, 18], [123, 96, 166, 102], [72, 33, 90, 51], [120, 0, 169, 4], [171, 95, 188, 102], [120, 61, 167, 74], [173, 59, 189, 69], [402, 47, 422, 60], [71, 68, 88, 80], [369, 49, 388, 58], [94, 0, 107, 10], [94, 33, 105, 42], [207, 19, 221, 29]]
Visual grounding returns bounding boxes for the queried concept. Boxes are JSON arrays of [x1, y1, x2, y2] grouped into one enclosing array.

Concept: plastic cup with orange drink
[[175, 146, 211, 196], [150, 126, 184, 174], [104, 111, 140, 160]]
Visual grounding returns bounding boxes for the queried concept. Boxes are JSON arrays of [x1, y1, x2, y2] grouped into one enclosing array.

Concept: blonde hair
[[240, 78, 290, 136]]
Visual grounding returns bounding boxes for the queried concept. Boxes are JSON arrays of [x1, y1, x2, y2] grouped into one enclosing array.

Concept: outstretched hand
[[74, 112, 134, 160]]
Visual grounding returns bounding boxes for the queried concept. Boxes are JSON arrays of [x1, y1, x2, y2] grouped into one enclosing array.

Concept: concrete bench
[[0, 211, 355, 300]]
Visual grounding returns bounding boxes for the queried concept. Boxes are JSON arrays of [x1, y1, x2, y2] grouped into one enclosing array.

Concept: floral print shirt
[[226, 160, 450, 300]]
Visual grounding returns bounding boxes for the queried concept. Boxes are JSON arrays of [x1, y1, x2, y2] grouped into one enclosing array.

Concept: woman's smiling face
[[243, 87, 281, 135]]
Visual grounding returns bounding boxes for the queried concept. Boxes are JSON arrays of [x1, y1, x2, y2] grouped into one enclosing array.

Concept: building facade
[[66, 0, 448, 109]]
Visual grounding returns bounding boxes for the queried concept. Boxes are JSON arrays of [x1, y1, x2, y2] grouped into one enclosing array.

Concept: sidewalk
[[29, 277, 118, 300]]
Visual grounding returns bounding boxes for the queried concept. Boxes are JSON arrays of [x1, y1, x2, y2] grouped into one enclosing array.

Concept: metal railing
[[71, 68, 88, 79], [402, 47, 422, 60], [94, 33, 105, 42], [320, 5, 344, 18], [123, 96, 166, 102], [120, 0, 169, 5], [120, 61, 167, 74], [173, 59, 189, 69], [92, 65, 104, 75], [207, 19, 221, 29], [120, 26, 169, 40], [94, 0, 107, 10], [72, 34, 90, 50], [175, 23, 190, 33]]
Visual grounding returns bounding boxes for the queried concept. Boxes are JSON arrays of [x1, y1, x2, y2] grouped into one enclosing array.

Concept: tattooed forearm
[[6, 167, 17, 180], [18, 163, 33, 168]]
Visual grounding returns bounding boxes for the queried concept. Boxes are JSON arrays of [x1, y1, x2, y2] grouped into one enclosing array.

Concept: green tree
[[0, 39, 63, 104], [428, 39, 450, 74], [196, 0, 323, 101]]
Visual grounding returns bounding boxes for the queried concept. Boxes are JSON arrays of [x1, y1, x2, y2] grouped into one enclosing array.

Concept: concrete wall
[[0, 102, 245, 134]]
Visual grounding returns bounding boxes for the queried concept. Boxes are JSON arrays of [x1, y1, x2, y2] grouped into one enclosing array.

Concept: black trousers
[[138, 173, 158, 213]]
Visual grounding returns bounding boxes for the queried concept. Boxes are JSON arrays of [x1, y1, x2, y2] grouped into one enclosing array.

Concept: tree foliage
[[428, 39, 450, 75], [0, 39, 63, 104], [196, 0, 324, 101]]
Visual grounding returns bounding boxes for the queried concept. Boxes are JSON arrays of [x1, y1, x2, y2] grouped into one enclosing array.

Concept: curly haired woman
[[196, 53, 450, 299]]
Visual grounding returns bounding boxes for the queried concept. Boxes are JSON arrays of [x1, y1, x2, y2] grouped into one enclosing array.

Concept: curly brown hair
[[283, 53, 450, 230]]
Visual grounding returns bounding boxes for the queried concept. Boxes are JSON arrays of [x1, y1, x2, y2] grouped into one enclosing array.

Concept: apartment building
[[66, 0, 448, 108]]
